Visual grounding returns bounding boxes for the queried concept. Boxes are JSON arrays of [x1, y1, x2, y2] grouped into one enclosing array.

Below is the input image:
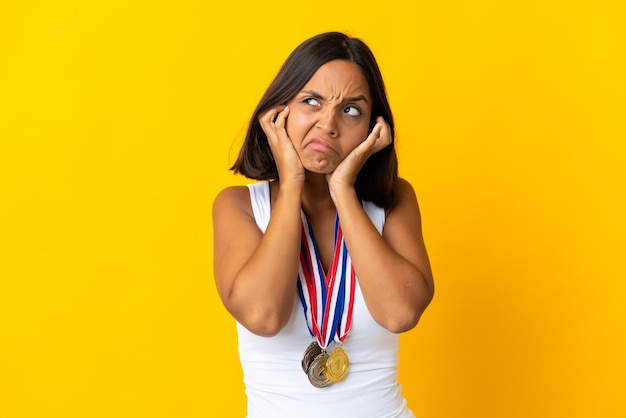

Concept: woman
[[213, 32, 434, 418]]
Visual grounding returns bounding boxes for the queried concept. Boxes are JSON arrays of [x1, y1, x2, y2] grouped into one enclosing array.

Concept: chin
[[303, 160, 337, 174]]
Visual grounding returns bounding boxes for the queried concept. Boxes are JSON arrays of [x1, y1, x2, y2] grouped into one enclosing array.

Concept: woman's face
[[285, 59, 372, 174]]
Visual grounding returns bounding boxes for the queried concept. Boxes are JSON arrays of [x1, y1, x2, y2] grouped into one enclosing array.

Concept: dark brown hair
[[231, 32, 398, 208]]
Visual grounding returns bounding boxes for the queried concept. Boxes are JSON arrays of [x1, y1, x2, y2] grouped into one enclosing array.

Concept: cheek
[[285, 111, 309, 140], [348, 125, 371, 151], [359, 125, 370, 140], [353, 125, 370, 145]]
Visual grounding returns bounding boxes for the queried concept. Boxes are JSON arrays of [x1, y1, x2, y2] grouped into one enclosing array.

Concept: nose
[[316, 107, 338, 137]]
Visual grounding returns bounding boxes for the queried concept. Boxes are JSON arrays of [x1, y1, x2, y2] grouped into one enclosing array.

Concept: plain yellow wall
[[1, 1, 625, 417]]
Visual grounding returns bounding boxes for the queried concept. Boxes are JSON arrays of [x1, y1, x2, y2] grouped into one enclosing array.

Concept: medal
[[297, 212, 356, 387], [307, 351, 332, 388], [324, 346, 349, 383], [301, 341, 322, 374]]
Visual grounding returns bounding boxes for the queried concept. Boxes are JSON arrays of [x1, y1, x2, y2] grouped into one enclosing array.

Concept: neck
[[301, 171, 334, 215]]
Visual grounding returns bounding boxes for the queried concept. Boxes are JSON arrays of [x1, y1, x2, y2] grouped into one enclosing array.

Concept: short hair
[[231, 32, 398, 208]]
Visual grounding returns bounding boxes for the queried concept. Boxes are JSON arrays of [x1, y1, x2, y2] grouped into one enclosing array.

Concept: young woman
[[213, 32, 434, 418]]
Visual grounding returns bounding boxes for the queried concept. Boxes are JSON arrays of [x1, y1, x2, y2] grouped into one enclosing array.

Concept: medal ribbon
[[296, 211, 356, 349]]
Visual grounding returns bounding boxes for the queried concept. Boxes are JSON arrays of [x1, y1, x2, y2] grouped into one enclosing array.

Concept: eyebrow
[[300, 89, 369, 104]]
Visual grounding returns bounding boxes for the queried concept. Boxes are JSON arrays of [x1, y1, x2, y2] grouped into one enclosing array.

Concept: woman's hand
[[258, 106, 305, 185], [326, 116, 392, 195]]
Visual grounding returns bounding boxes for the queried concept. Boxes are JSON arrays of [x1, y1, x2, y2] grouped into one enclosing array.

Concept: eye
[[344, 106, 361, 116], [303, 97, 320, 106]]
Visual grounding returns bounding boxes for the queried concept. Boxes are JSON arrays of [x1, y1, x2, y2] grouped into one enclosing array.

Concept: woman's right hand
[[258, 106, 305, 185]]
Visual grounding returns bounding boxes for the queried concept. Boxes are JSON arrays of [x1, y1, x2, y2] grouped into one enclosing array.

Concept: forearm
[[226, 183, 303, 335], [332, 186, 433, 333]]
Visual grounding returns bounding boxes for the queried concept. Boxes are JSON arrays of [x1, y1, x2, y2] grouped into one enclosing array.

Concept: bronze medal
[[297, 213, 357, 387], [307, 352, 332, 388], [324, 346, 349, 383], [301, 341, 322, 374]]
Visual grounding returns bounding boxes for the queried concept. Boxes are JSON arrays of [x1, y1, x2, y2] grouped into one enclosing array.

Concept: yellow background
[[1, 1, 624, 417]]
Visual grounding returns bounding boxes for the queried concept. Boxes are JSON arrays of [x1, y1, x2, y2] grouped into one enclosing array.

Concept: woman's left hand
[[326, 116, 392, 194]]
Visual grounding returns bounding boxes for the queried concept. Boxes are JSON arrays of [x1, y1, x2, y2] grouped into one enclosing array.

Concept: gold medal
[[307, 352, 332, 388], [301, 341, 322, 374], [324, 346, 349, 383], [298, 213, 356, 387]]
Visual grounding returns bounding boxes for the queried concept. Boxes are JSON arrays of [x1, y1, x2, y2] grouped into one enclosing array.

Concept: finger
[[371, 119, 384, 140], [259, 108, 277, 135], [259, 106, 286, 128], [361, 120, 383, 149], [259, 106, 286, 141], [259, 107, 275, 124], [377, 118, 392, 148], [273, 105, 290, 129], [272, 105, 287, 123], [354, 118, 388, 157], [369, 117, 391, 150]]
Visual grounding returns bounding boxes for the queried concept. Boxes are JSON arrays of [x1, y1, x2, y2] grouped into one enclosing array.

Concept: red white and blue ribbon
[[297, 211, 356, 349]]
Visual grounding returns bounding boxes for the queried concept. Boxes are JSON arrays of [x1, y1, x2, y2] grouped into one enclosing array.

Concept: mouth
[[304, 138, 338, 155]]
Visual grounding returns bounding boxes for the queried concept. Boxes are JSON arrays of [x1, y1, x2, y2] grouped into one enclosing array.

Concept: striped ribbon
[[296, 210, 356, 349]]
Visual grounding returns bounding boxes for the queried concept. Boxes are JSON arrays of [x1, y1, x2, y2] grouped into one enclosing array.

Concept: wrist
[[329, 182, 358, 209], [276, 179, 304, 201]]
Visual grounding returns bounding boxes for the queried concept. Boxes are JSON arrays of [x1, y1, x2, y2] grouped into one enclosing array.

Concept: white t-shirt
[[236, 181, 415, 418]]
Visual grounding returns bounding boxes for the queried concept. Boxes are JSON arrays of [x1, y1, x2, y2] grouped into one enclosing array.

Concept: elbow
[[384, 311, 423, 334], [220, 286, 295, 337], [384, 289, 434, 334], [239, 308, 290, 337], [244, 320, 285, 337]]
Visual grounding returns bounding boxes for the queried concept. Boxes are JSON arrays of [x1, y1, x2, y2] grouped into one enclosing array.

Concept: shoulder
[[212, 185, 253, 219], [388, 178, 419, 214], [213, 185, 250, 205], [385, 178, 422, 228], [397, 177, 417, 199]]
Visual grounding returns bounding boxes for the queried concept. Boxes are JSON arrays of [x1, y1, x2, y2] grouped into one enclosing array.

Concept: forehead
[[301, 60, 370, 99]]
